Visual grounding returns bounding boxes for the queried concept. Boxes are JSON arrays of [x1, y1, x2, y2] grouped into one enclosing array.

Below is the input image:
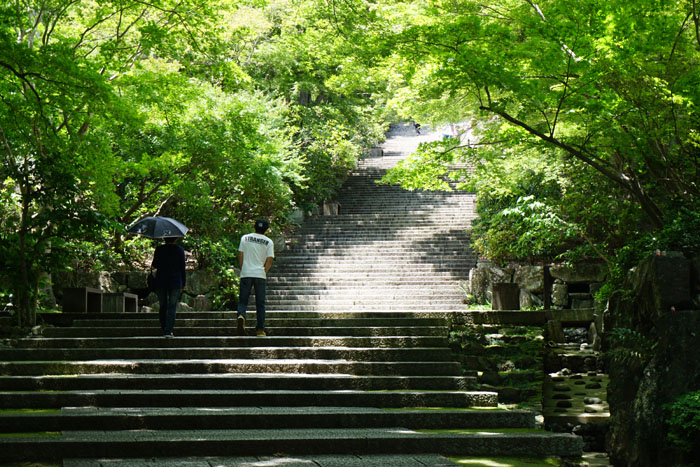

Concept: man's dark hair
[[164, 237, 178, 244], [255, 218, 269, 233]]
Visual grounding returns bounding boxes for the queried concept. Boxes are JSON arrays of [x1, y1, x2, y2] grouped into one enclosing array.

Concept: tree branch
[[121, 178, 170, 220], [525, 0, 547, 22], [669, 11, 693, 61], [693, 0, 700, 47], [480, 104, 665, 227], [0, 60, 43, 106]]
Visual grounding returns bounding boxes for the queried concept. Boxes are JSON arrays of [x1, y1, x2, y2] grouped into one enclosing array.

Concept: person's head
[[254, 218, 269, 234], [164, 237, 178, 244]]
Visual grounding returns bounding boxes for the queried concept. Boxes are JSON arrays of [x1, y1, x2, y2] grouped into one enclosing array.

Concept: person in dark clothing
[[151, 237, 186, 337]]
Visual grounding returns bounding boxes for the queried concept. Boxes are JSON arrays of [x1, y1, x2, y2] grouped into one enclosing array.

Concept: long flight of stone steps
[[266, 125, 477, 313], [0, 123, 583, 464]]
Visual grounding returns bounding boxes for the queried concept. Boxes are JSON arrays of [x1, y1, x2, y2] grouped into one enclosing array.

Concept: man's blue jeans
[[237, 277, 266, 330], [157, 287, 181, 334]]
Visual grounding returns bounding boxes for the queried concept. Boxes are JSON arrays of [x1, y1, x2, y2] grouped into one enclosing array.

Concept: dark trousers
[[237, 277, 266, 330], [157, 287, 181, 334]]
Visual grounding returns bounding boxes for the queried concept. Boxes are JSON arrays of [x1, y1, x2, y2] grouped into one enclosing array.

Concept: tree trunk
[[17, 193, 36, 328], [16, 246, 37, 328]]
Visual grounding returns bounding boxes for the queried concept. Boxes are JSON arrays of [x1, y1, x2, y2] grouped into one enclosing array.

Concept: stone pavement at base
[[65, 453, 611, 466], [64, 454, 459, 466]]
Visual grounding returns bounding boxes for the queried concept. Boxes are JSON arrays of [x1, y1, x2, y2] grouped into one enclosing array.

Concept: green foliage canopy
[[357, 0, 700, 263], [0, 0, 389, 325]]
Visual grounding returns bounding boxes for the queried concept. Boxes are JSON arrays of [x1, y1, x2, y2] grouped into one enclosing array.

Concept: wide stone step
[[0, 374, 476, 392], [0, 359, 463, 376], [41, 326, 449, 338], [279, 252, 475, 258], [0, 389, 496, 410], [281, 252, 474, 260], [268, 288, 464, 294], [277, 249, 470, 257], [272, 267, 471, 274], [263, 296, 464, 302], [253, 305, 455, 312], [7, 335, 449, 349], [42, 311, 458, 321], [273, 261, 474, 268], [334, 212, 472, 217], [277, 253, 472, 259], [261, 303, 464, 310], [297, 220, 474, 228], [62, 454, 462, 466], [40, 309, 460, 326], [0, 346, 454, 362], [294, 229, 471, 236], [292, 235, 470, 242], [304, 209, 472, 216], [0, 407, 534, 432], [263, 287, 465, 295], [267, 277, 468, 285], [64, 317, 447, 328], [269, 272, 468, 279], [286, 235, 473, 240], [284, 241, 473, 246], [334, 208, 471, 213], [262, 296, 464, 304], [271, 267, 469, 273], [0, 428, 583, 461], [263, 286, 466, 294], [308, 198, 472, 204], [298, 227, 471, 233], [270, 268, 471, 275], [263, 304, 467, 311], [288, 231, 471, 237], [287, 239, 470, 245], [264, 289, 464, 297]]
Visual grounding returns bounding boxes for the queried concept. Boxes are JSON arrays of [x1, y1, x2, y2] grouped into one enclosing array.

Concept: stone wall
[[50, 269, 222, 312], [605, 253, 700, 466], [467, 260, 608, 310]]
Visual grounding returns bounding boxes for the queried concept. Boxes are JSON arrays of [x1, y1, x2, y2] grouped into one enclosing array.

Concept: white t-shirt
[[239, 233, 274, 279]]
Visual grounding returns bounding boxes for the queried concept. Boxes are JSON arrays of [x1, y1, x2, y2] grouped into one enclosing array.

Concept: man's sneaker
[[237, 315, 246, 336], [256, 330, 266, 337], [164, 332, 174, 338]]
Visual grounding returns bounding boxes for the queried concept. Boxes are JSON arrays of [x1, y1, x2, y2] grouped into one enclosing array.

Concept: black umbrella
[[127, 216, 189, 238]]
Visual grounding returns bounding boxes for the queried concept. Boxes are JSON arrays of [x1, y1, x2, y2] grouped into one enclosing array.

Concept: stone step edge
[[0, 374, 477, 391], [0, 348, 455, 362], [0, 428, 584, 461], [40, 311, 467, 319], [41, 329, 450, 338], [0, 407, 536, 431], [0, 390, 497, 410], [0, 360, 464, 377], [7, 336, 450, 349]]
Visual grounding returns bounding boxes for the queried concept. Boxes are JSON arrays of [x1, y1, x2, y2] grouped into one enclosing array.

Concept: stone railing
[[467, 260, 608, 310]]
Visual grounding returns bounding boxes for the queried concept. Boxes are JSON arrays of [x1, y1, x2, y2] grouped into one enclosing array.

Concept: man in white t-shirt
[[236, 219, 274, 336]]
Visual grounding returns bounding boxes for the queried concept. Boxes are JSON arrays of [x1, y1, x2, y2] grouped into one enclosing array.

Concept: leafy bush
[[473, 194, 576, 264], [666, 390, 700, 454], [210, 267, 240, 312]]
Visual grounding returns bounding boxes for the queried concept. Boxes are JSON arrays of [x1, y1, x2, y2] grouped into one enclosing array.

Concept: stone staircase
[[267, 124, 477, 313], [0, 124, 583, 464]]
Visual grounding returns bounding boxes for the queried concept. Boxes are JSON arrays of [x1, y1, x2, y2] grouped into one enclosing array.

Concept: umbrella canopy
[[127, 216, 189, 238]]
